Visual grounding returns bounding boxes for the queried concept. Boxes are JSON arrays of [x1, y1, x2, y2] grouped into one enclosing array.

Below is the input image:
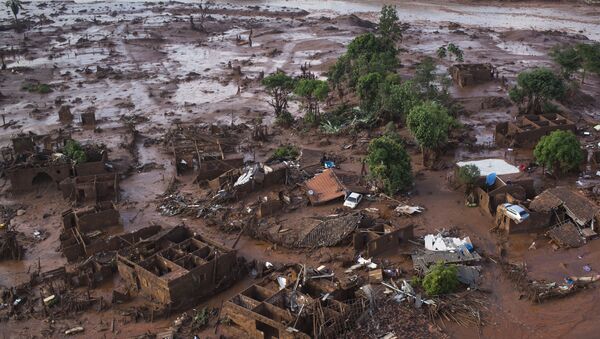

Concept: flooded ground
[[1, 0, 600, 338]]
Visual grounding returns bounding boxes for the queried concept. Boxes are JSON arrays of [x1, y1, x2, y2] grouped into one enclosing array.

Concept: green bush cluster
[[64, 140, 87, 163], [270, 145, 299, 161], [422, 262, 460, 296]]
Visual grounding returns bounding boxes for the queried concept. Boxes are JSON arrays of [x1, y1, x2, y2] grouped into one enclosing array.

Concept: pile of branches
[[428, 291, 487, 328], [0, 230, 24, 260], [352, 294, 448, 339]]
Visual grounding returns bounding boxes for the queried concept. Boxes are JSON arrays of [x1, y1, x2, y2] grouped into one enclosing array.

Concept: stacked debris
[[296, 212, 364, 248], [0, 230, 24, 260], [412, 233, 482, 287], [500, 261, 600, 303]]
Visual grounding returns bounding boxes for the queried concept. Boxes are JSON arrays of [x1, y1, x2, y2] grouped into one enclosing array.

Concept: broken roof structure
[[304, 169, 347, 205], [530, 187, 600, 227], [456, 158, 520, 177]]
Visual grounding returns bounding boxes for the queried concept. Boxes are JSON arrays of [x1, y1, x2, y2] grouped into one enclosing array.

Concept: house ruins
[[222, 265, 368, 338], [117, 225, 243, 310], [495, 113, 576, 148], [167, 125, 244, 180], [449, 63, 495, 88]]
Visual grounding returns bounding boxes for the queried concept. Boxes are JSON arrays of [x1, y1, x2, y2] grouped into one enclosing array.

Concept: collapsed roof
[[530, 187, 599, 227]]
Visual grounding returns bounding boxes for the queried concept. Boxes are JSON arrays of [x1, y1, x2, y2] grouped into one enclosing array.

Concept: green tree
[[378, 5, 402, 42], [357, 72, 382, 114], [447, 43, 464, 62], [294, 79, 329, 124], [366, 135, 412, 195], [457, 164, 481, 193], [262, 71, 295, 119], [508, 68, 566, 114], [422, 263, 460, 296], [534, 130, 583, 174], [577, 43, 600, 84], [550, 45, 582, 79], [64, 140, 87, 163], [5, 0, 23, 22], [436, 45, 447, 59], [407, 101, 452, 166], [375, 76, 422, 123], [329, 32, 398, 89], [413, 57, 437, 97]]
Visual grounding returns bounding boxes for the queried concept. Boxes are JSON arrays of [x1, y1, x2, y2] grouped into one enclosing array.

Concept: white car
[[343, 192, 363, 209], [502, 203, 530, 223]]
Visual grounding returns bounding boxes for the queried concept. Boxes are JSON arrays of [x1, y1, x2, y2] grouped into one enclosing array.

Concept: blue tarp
[[486, 172, 497, 186]]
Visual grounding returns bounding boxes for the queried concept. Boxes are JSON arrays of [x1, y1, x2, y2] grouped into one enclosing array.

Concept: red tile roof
[[304, 169, 347, 205]]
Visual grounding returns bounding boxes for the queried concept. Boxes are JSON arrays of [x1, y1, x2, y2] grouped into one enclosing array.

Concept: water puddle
[[173, 80, 238, 105]]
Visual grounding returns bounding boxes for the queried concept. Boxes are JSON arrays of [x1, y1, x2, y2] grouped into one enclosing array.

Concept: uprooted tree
[[262, 71, 296, 125], [407, 101, 452, 167], [508, 68, 566, 115], [533, 130, 583, 175], [366, 135, 413, 195]]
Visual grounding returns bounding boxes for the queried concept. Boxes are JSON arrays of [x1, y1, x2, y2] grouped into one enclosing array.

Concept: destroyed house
[[223, 266, 367, 339], [60, 221, 160, 263], [2, 132, 112, 192], [449, 63, 494, 87], [209, 162, 288, 196], [456, 159, 533, 216], [530, 187, 600, 228], [169, 126, 243, 180], [62, 201, 120, 234], [495, 113, 576, 147], [304, 169, 347, 205], [353, 224, 414, 257], [60, 172, 119, 204], [117, 226, 242, 310]]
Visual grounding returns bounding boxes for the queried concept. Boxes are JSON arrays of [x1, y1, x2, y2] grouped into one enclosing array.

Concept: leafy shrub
[[422, 262, 460, 296], [64, 140, 87, 163], [22, 82, 52, 94], [270, 145, 299, 161]]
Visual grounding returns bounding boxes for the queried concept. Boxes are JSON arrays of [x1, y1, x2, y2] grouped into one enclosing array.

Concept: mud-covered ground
[[1, 0, 600, 338]]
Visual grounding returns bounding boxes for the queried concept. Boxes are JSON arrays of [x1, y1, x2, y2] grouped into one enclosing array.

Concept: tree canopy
[[366, 135, 413, 195], [533, 130, 583, 174], [262, 71, 295, 118], [407, 101, 452, 151], [294, 79, 329, 124], [508, 68, 566, 114], [378, 5, 402, 42], [550, 43, 600, 83]]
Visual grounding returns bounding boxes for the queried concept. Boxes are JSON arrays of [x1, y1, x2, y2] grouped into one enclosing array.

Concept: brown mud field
[[1, 0, 600, 338]]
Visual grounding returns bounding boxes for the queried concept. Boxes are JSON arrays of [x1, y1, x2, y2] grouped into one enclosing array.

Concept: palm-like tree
[[5, 0, 24, 23]]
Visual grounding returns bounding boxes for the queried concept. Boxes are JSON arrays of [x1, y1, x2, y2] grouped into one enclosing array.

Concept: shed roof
[[456, 159, 520, 176], [304, 169, 347, 205]]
